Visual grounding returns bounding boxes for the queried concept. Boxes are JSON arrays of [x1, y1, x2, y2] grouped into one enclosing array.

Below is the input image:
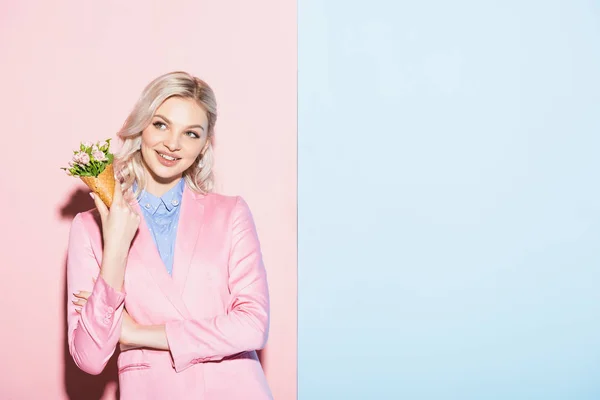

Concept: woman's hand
[[92, 180, 140, 291], [72, 290, 91, 314], [119, 309, 139, 347], [91, 179, 141, 257], [72, 276, 95, 313]]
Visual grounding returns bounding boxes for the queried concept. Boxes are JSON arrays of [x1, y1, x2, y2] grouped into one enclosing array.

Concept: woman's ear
[[199, 144, 210, 158]]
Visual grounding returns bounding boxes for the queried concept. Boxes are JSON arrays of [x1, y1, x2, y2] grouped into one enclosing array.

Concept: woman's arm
[[67, 187, 140, 375], [122, 197, 270, 372]]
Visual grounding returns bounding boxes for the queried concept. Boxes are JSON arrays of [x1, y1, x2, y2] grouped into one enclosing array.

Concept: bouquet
[[62, 139, 116, 207]]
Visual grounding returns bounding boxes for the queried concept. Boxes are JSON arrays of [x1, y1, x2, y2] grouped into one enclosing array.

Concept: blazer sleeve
[[66, 212, 126, 375], [165, 196, 270, 372]]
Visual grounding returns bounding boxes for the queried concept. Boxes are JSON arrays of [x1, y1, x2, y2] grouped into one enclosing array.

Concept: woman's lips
[[155, 150, 180, 167]]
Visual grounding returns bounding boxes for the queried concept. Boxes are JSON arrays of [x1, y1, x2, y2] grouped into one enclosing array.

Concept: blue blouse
[[134, 178, 185, 275]]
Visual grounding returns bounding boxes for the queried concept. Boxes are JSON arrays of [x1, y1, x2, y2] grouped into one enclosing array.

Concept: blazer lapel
[[130, 199, 190, 318], [172, 185, 204, 295]]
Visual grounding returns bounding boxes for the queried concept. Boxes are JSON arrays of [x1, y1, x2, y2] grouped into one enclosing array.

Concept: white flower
[[92, 150, 107, 162]]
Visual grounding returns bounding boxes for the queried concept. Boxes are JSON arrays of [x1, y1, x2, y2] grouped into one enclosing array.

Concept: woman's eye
[[153, 121, 167, 130], [186, 131, 200, 139]]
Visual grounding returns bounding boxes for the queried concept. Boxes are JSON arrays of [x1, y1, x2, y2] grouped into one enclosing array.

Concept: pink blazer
[[66, 184, 273, 399]]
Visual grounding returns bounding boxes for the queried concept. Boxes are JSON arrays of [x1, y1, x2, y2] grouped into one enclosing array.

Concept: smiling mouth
[[156, 151, 181, 161]]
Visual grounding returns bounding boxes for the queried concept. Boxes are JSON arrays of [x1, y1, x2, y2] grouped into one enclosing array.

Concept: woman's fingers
[[91, 192, 109, 224], [72, 298, 87, 307], [73, 291, 91, 299], [73, 290, 91, 313], [112, 180, 124, 205]]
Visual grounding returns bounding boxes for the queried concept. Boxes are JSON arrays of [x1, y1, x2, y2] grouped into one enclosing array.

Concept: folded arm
[[123, 197, 270, 372]]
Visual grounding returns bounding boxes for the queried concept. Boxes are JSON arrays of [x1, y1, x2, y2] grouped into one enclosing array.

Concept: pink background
[[0, 1, 296, 399]]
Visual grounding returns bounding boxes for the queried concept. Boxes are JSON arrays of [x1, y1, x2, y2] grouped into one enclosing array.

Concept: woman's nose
[[164, 131, 181, 151]]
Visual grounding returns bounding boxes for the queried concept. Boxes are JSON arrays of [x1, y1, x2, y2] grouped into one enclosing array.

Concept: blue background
[[298, 1, 600, 399]]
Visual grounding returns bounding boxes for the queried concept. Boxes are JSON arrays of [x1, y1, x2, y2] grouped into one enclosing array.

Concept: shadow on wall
[[61, 187, 120, 399], [59, 187, 269, 398], [60, 187, 96, 220]]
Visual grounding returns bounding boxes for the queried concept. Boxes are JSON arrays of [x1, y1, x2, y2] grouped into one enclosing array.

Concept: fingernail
[[73, 291, 80, 295], [89, 192, 95, 199]]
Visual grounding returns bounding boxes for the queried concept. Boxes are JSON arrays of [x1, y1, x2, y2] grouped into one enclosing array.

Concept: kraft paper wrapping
[[79, 163, 115, 208]]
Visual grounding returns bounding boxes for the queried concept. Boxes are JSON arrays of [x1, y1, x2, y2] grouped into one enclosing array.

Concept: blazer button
[[107, 306, 114, 313], [103, 318, 111, 325]]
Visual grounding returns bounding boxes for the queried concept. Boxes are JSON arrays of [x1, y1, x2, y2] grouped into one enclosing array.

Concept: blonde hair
[[114, 71, 217, 200]]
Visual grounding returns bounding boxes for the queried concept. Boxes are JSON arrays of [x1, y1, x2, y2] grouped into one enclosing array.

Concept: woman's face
[[140, 96, 209, 194]]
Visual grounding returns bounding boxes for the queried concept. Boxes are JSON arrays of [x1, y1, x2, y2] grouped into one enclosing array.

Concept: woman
[[66, 71, 273, 399]]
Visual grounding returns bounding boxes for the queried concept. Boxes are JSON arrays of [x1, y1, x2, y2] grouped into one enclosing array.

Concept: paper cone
[[80, 163, 115, 208]]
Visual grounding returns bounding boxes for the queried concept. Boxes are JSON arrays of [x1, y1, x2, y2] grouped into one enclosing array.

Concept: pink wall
[[0, 1, 296, 399]]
